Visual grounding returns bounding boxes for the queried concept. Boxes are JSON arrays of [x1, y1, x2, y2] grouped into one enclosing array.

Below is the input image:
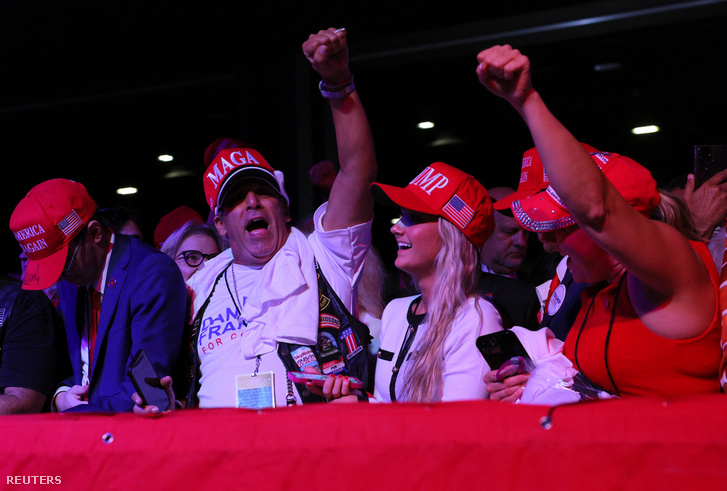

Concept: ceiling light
[[631, 125, 660, 135], [116, 187, 138, 195], [594, 62, 622, 72], [157, 154, 174, 162], [163, 169, 196, 179], [417, 121, 435, 129], [429, 135, 465, 147]]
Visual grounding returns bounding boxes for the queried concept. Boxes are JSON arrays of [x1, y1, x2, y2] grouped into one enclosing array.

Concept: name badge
[[547, 284, 567, 316], [235, 371, 275, 409]]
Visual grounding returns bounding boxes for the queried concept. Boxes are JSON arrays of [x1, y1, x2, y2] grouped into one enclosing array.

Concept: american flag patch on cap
[[443, 194, 474, 229], [58, 210, 83, 237]]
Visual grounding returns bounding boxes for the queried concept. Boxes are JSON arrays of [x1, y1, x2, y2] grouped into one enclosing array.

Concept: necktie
[[537, 272, 562, 324], [545, 273, 562, 312], [88, 287, 101, 375]]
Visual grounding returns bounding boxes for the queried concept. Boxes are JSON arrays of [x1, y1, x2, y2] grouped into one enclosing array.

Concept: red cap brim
[[22, 243, 69, 290], [511, 188, 576, 232], [493, 186, 547, 211], [370, 182, 442, 216]]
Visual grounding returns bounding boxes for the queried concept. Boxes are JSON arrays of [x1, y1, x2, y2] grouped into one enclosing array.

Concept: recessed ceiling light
[[116, 187, 138, 195], [594, 62, 622, 72], [163, 170, 196, 179], [429, 135, 465, 147], [417, 121, 435, 129], [157, 154, 174, 162], [631, 125, 660, 135]]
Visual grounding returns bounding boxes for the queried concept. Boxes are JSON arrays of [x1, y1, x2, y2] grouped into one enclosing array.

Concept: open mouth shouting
[[246, 217, 269, 236]]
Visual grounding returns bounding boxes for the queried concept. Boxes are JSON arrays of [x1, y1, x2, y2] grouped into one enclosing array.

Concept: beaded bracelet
[[319, 75, 356, 100]]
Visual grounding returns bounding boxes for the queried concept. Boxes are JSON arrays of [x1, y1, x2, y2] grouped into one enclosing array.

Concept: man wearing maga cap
[[167, 27, 377, 410], [490, 146, 590, 340], [9, 179, 187, 412], [478, 185, 540, 331]]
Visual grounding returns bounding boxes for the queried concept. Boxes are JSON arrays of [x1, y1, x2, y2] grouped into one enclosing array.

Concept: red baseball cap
[[370, 162, 495, 249], [494, 143, 599, 212], [154, 205, 204, 249], [512, 150, 660, 232], [203, 148, 289, 214], [203, 137, 249, 168], [10, 179, 97, 290]]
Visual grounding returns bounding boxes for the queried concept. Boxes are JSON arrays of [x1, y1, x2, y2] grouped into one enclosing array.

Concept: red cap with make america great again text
[[10, 179, 97, 290]]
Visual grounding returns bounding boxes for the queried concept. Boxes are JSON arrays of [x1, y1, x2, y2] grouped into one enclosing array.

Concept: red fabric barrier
[[1, 395, 726, 490]]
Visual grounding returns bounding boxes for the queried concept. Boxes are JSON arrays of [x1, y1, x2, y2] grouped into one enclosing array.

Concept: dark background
[[2, 0, 726, 275]]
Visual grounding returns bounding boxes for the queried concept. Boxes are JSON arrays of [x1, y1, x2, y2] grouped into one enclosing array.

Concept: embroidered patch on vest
[[320, 313, 341, 330], [319, 293, 331, 311]]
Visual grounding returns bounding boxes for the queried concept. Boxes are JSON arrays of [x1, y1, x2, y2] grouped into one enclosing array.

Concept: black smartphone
[[476, 330, 531, 371], [694, 145, 727, 188], [128, 349, 171, 411]]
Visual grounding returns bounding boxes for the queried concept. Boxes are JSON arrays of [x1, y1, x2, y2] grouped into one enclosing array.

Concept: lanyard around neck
[[573, 273, 625, 397]]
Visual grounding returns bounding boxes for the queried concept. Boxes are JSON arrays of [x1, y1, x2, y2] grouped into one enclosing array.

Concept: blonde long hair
[[400, 218, 483, 402], [357, 246, 387, 320], [651, 189, 701, 242]]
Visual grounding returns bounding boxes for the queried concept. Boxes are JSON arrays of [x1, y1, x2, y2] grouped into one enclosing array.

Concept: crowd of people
[[2, 28, 726, 415]]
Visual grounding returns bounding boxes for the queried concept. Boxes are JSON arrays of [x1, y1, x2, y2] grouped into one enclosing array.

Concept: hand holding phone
[[496, 356, 529, 380], [694, 145, 727, 189], [478, 331, 534, 402], [128, 349, 172, 411], [287, 371, 363, 390], [476, 330, 531, 372]]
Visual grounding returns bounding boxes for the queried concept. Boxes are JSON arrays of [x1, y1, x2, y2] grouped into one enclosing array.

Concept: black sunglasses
[[175, 250, 219, 268], [62, 229, 86, 277]]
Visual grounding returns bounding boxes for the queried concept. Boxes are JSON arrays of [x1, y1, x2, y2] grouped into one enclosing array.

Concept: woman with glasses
[[161, 222, 225, 281]]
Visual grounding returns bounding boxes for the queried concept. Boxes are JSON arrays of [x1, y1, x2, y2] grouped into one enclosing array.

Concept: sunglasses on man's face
[[62, 230, 86, 277], [175, 250, 219, 268]]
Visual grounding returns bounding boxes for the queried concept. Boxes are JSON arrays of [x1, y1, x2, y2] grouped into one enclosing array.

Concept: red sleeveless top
[[562, 241, 721, 397]]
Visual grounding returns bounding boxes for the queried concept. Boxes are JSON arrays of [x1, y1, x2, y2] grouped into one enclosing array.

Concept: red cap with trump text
[[370, 162, 495, 249], [9, 179, 97, 290]]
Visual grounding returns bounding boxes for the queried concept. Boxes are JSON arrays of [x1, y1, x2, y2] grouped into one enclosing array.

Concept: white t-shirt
[[373, 295, 503, 403], [187, 203, 371, 408]]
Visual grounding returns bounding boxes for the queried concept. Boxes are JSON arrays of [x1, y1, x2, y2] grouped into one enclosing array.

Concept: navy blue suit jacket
[[57, 234, 187, 412]]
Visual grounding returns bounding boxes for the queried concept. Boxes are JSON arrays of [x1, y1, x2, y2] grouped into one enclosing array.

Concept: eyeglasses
[[175, 250, 219, 268], [62, 231, 85, 277], [397, 210, 439, 228]]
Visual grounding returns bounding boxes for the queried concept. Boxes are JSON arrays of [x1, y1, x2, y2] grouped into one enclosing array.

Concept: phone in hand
[[287, 371, 363, 390], [476, 330, 531, 374], [694, 145, 727, 188], [128, 349, 171, 411]]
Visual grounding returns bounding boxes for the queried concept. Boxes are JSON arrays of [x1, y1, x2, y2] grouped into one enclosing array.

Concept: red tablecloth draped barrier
[[1, 395, 726, 490]]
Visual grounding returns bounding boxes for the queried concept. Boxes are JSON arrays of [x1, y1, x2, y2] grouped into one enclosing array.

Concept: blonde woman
[[314, 162, 503, 402]]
